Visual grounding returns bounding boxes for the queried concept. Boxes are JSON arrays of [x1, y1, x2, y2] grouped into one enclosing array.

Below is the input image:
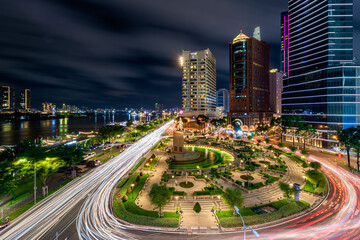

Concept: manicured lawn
[[218, 200, 310, 228], [302, 180, 315, 194], [170, 146, 233, 170], [143, 157, 158, 170]]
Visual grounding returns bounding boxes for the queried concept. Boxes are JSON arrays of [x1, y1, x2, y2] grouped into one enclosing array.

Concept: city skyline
[[2, 1, 358, 109]]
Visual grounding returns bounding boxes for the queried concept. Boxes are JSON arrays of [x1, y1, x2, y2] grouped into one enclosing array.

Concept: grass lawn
[[217, 199, 310, 228], [143, 157, 158, 170], [113, 173, 179, 227], [170, 146, 233, 170], [1, 178, 73, 225], [302, 180, 315, 194]]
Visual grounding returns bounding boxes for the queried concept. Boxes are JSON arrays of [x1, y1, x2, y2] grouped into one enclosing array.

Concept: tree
[[350, 126, 360, 172], [196, 115, 209, 134], [310, 162, 321, 171], [193, 202, 202, 213], [255, 123, 269, 136], [270, 117, 286, 143], [289, 145, 297, 153], [337, 127, 357, 168], [222, 188, 243, 215], [279, 182, 294, 203], [305, 170, 322, 187], [210, 168, 220, 179], [264, 138, 270, 144], [36, 157, 65, 187], [149, 184, 172, 217], [298, 125, 316, 150], [126, 120, 133, 127]]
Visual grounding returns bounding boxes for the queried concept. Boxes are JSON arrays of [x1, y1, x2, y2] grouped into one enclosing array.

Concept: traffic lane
[[39, 195, 87, 240]]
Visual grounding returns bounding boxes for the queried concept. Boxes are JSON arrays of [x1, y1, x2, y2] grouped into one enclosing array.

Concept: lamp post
[[234, 206, 260, 239], [34, 159, 37, 204]]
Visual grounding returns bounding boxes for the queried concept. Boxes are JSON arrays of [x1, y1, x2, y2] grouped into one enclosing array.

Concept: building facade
[[181, 49, 216, 118], [0, 86, 15, 112], [228, 30, 272, 127], [19, 89, 31, 111], [282, 0, 359, 148], [269, 70, 284, 117], [216, 88, 229, 114], [280, 11, 290, 77]]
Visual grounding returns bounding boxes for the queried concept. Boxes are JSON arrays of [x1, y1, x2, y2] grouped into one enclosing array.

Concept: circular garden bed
[[179, 181, 194, 188]]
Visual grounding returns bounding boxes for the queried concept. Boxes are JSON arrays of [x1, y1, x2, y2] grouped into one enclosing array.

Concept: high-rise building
[[280, 11, 289, 76], [0, 86, 15, 112], [181, 48, 216, 118], [282, 0, 359, 148], [155, 103, 164, 113], [216, 88, 229, 113], [19, 89, 31, 111], [42, 102, 56, 114], [228, 29, 272, 127], [269, 70, 283, 117]]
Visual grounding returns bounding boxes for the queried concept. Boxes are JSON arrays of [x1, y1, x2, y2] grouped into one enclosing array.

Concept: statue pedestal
[[173, 131, 184, 153]]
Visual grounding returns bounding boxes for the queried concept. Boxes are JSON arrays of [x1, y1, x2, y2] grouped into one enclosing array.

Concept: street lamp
[[234, 206, 260, 239]]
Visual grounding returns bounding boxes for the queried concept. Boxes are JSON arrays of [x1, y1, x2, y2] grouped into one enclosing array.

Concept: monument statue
[[177, 117, 184, 131]]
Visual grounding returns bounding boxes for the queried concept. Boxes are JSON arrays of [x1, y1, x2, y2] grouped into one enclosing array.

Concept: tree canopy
[[149, 184, 172, 217]]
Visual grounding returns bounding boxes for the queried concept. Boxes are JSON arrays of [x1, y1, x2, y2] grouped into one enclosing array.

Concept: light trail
[[0, 120, 174, 240], [2, 124, 360, 239]]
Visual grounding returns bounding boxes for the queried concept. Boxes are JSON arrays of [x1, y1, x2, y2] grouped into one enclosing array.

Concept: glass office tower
[[282, 0, 360, 148]]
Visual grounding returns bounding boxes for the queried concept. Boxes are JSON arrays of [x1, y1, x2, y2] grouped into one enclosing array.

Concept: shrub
[[140, 171, 143, 176], [240, 175, 254, 180], [193, 202, 201, 213], [127, 187, 132, 193], [122, 195, 128, 202], [136, 175, 141, 182], [179, 181, 194, 188]]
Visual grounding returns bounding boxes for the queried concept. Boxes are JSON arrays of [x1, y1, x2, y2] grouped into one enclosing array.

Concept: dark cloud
[[0, 0, 359, 109]]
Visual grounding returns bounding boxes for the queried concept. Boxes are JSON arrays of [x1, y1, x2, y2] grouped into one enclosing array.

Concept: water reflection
[[0, 113, 136, 145]]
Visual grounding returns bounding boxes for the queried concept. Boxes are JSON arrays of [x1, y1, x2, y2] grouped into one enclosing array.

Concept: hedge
[[129, 157, 146, 175]]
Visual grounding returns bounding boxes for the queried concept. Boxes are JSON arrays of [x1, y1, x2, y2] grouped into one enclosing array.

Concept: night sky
[[1, 0, 359, 109]]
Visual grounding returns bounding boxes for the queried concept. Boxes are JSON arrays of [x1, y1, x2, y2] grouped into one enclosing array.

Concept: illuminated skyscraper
[[216, 88, 229, 113], [0, 86, 15, 112], [228, 29, 272, 127], [181, 49, 216, 117], [282, 0, 359, 148], [19, 89, 31, 111], [280, 11, 289, 76]]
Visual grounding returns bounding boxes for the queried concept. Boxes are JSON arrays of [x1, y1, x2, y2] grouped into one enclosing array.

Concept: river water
[[0, 112, 148, 145]]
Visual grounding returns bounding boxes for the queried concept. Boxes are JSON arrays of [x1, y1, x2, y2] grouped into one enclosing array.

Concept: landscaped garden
[[113, 172, 179, 228]]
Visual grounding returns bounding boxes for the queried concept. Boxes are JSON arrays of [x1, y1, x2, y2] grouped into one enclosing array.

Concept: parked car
[[86, 160, 99, 167]]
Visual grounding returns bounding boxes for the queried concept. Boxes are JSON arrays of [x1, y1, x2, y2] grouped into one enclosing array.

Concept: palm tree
[[222, 188, 243, 215]]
